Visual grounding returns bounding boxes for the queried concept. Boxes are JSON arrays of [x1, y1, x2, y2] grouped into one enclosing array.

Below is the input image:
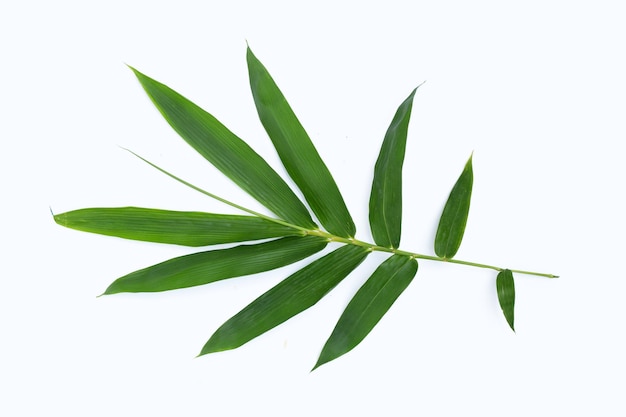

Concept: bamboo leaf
[[54, 207, 299, 246], [200, 244, 369, 355], [496, 269, 515, 332], [246, 47, 355, 238], [369, 88, 419, 248], [129, 67, 316, 229], [102, 236, 327, 294], [314, 255, 418, 370], [434, 154, 473, 259]]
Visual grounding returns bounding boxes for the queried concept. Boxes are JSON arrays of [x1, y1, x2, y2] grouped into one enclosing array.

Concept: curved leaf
[[102, 236, 327, 294], [314, 255, 418, 370], [129, 67, 316, 229], [434, 154, 473, 259], [246, 47, 355, 238], [200, 244, 369, 355], [369, 88, 419, 248], [496, 269, 515, 332], [54, 207, 299, 246]]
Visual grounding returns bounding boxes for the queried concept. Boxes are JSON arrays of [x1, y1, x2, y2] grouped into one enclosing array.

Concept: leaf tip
[[246, 43, 257, 61], [51, 209, 63, 226], [311, 357, 328, 372], [125, 63, 139, 75], [100, 283, 120, 296], [199, 335, 229, 357]]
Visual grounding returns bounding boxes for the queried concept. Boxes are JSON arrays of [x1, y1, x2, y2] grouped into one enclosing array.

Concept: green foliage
[[435, 154, 473, 259], [201, 245, 369, 355], [314, 255, 418, 370], [497, 269, 516, 331], [103, 236, 327, 295], [369, 88, 418, 249], [247, 48, 355, 238], [55, 46, 558, 369]]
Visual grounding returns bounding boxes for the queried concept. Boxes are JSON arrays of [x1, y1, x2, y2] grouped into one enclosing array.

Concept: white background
[[2, 1, 625, 415]]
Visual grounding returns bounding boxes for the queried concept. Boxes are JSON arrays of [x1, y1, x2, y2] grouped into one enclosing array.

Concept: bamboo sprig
[[55, 45, 558, 369], [130, 149, 558, 279]]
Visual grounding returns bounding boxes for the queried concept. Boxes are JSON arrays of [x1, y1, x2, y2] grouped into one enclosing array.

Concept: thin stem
[[123, 148, 311, 233], [132, 150, 559, 279]]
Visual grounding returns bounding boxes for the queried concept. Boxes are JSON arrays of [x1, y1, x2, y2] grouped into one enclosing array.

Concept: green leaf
[[200, 244, 369, 355], [102, 236, 327, 294], [129, 67, 316, 229], [314, 255, 418, 370], [54, 207, 299, 247], [369, 88, 419, 248], [496, 269, 515, 332], [434, 154, 473, 259], [246, 47, 356, 238]]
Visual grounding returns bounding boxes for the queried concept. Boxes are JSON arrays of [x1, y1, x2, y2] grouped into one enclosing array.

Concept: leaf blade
[[129, 67, 316, 229], [200, 244, 369, 355], [434, 154, 473, 259], [246, 47, 356, 237], [496, 269, 516, 332], [369, 88, 419, 248], [54, 207, 299, 246], [103, 236, 327, 294], [314, 255, 418, 370]]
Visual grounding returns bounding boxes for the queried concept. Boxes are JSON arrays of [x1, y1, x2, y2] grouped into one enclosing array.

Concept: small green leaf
[[496, 269, 515, 332], [314, 255, 418, 370], [434, 154, 473, 259], [129, 67, 316, 229], [369, 88, 419, 248], [102, 236, 327, 294], [54, 207, 299, 246], [246, 47, 356, 238], [200, 244, 369, 355]]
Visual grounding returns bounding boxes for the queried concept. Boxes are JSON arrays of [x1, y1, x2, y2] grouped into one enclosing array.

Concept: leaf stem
[[130, 150, 559, 279]]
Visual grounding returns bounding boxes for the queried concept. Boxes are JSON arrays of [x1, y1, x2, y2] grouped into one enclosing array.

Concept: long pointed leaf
[[496, 269, 515, 332], [314, 255, 418, 370], [200, 244, 369, 355], [369, 88, 419, 248], [434, 154, 473, 259], [54, 207, 299, 246], [102, 236, 327, 294], [246, 47, 355, 238], [129, 67, 316, 229]]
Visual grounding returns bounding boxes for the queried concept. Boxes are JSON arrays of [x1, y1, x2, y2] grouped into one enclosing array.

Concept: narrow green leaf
[[496, 269, 515, 332], [102, 236, 327, 294], [129, 67, 316, 229], [54, 207, 299, 246], [200, 244, 369, 355], [369, 88, 419, 248], [434, 154, 473, 259], [246, 47, 356, 238], [314, 255, 418, 370]]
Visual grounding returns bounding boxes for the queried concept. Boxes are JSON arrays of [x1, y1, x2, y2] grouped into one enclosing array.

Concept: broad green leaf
[[200, 244, 369, 355], [129, 67, 316, 229], [496, 269, 515, 332], [314, 255, 418, 370], [434, 154, 473, 259], [369, 88, 419, 248], [246, 47, 356, 238], [102, 236, 327, 294], [54, 207, 299, 247]]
